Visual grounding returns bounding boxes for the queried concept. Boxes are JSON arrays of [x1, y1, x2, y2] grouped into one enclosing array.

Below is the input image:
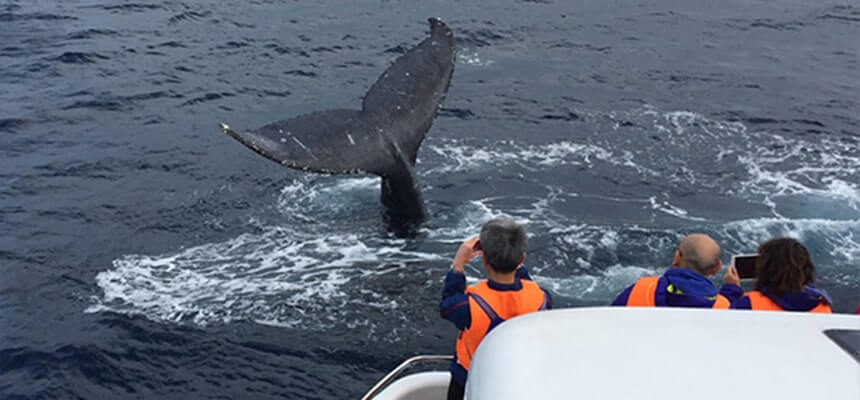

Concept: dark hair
[[479, 218, 527, 273], [755, 238, 815, 298]]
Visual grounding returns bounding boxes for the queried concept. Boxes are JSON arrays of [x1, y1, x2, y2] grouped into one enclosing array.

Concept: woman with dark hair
[[722, 238, 832, 313]]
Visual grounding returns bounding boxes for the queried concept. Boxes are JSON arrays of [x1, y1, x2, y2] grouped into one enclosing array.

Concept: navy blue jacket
[[612, 268, 736, 308]]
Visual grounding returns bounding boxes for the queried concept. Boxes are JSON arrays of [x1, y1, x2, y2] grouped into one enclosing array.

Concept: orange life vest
[[455, 279, 547, 371], [744, 290, 832, 313], [626, 276, 729, 309]]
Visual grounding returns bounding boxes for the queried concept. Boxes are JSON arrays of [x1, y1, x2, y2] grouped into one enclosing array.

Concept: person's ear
[[671, 249, 682, 267], [519, 253, 527, 267], [710, 259, 723, 276]]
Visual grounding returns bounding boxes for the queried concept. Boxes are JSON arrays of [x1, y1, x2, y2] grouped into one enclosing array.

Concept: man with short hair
[[612, 233, 733, 308], [440, 217, 553, 400]]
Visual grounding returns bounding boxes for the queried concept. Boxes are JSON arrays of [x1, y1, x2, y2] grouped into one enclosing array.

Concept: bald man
[[611, 234, 733, 308]]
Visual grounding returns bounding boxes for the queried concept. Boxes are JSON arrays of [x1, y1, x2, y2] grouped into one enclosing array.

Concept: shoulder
[[521, 279, 547, 294], [629, 276, 663, 293], [625, 275, 661, 289], [744, 290, 764, 299], [466, 279, 489, 292], [521, 278, 540, 288]]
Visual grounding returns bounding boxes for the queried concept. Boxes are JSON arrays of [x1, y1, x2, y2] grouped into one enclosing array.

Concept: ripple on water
[[53, 51, 110, 64]]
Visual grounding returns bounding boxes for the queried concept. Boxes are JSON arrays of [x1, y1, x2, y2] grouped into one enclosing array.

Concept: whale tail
[[220, 18, 455, 227]]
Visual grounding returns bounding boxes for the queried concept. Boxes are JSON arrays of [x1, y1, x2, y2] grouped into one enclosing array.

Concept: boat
[[362, 307, 859, 399]]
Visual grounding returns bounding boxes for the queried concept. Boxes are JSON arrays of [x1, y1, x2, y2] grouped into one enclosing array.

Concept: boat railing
[[361, 354, 453, 400]]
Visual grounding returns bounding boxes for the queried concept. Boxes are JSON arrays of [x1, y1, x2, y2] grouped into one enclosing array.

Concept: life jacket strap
[[538, 293, 549, 310], [469, 293, 505, 330]]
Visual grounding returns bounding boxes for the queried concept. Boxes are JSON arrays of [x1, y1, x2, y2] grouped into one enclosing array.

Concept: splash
[[87, 224, 446, 328], [456, 49, 495, 66], [89, 105, 860, 328]]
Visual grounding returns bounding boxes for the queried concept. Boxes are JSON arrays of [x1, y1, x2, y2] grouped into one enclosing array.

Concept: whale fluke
[[220, 18, 456, 231]]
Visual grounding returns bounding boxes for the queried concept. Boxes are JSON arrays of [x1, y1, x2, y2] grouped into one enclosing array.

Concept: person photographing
[[612, 233, 733, 308], [439, 217, 552, 400], [722, 237, 832, 313]]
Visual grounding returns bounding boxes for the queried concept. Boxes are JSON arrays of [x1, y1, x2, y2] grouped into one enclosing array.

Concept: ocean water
[[1, 0, 858, 398]]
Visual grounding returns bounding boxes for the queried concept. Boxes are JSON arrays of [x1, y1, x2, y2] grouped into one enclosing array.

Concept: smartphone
[[732, 254, 758, 280]]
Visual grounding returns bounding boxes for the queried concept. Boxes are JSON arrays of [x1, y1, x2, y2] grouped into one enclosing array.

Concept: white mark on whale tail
[[291, 136, 319, 160]]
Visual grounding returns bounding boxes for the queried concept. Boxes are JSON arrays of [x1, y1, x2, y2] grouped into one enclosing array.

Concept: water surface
[[1, 0, 858, 398]]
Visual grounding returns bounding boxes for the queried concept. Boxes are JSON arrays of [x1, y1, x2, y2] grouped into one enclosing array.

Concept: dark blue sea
[[1, 0, 858, 398]]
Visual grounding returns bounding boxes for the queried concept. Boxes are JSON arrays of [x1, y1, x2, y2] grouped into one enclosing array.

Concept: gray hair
[[479, 217, 527, 273]]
